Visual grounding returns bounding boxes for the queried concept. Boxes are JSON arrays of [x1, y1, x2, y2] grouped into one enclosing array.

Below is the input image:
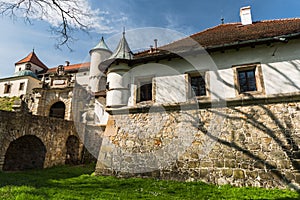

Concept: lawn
[[0, 164, 298, 200]]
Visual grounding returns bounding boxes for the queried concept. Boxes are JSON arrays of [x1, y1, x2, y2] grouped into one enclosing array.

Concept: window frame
[[135, 76, 154, 104], [233, 63, 265, 96], [4, 83, 12, 94], [186, 71, 209, 99], [19, 82, 25, 91]]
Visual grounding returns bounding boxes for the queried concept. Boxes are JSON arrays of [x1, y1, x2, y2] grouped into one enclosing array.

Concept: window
[[190, 75, 206, 96], [19, 82, 25, 91], [25, 63, 31, 70], [4, 84, 11, 94], [233, 63, 264, 95], [136, 77, 153, 103], [187, 71, 208, 98], [237, 68, 256, 92]]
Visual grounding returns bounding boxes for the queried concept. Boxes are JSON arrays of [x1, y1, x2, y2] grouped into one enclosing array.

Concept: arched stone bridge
[[0, 110, 85, 171]]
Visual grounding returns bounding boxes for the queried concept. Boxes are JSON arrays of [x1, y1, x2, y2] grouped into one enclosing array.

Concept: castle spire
[[109, 29, 133, 60]]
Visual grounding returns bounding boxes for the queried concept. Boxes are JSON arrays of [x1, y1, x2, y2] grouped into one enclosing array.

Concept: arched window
[[49, 101, 66, 119]]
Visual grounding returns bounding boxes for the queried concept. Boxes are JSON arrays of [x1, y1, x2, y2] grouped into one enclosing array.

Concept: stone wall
[[96, 95, 300, 189], [0, 110, 92, 170]]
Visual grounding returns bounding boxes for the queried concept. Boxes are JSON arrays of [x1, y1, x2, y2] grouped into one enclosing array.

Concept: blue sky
[[0, 0, 299, 78]]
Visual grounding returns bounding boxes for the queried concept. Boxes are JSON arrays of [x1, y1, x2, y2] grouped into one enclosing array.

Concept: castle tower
[[106, 31, 133, 107], [89, 37, 112, 93]]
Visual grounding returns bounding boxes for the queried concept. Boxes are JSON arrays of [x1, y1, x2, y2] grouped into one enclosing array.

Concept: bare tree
[[0, 0, 100, 49]]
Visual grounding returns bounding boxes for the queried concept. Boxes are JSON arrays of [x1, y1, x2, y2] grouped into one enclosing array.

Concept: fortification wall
[[96, 95, 300, 189]]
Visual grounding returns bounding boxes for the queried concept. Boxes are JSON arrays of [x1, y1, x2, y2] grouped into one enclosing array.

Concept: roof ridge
[[190, 18, 300, 37], [47, 62, 90, 73], [257, 17, 300, 23]]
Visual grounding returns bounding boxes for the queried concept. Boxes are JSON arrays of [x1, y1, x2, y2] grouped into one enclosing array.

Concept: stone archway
[[49, 101, 66, 119], [65, 135, 80, 165], [3, 135, 46, 171]]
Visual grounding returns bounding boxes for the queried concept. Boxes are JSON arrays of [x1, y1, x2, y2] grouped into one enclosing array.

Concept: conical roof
[[90, 37, 112, 53], [109, 32, 133, 60]]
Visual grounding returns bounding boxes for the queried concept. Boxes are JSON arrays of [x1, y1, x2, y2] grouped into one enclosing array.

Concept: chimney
[[240, 6, 252, 25], [154, 39, 158, 52]]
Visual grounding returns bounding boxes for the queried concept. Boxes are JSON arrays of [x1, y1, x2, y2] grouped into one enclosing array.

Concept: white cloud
[[0, 0, 115, 33]]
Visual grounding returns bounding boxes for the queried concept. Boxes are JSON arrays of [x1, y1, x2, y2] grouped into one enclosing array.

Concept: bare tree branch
[[0, 0, 99, 50]]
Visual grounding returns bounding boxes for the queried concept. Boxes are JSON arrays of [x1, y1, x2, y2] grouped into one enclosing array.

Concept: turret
[[106, 31, 133, 107], [14, 50, 48, 75], [89, 37, 112, 93]]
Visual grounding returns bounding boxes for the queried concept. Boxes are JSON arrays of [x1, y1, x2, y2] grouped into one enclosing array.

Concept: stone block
[[214, 159, 224, 168], [233, 170, 245, 179], [199, 169, 209, 178], [224, 159, 236, 168], [200, 161, 213, 168], [188, 161, 200, 168], [246, 170, 258, 179], [254, 160, 265, 169], [222, 169, 233, 177], [258, 171, 272, 180]]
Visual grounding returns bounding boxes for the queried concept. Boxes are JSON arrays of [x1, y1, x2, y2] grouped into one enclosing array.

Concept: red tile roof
[[47, 62, 90, 73], [135, 18, 300, 57], [190, 18, 300, 47], [15, 51, 48, 70]]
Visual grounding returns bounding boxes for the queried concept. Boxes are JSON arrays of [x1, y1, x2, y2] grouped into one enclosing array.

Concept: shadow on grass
[[0, 165, 298, 200], [0, 164, 95, 187]]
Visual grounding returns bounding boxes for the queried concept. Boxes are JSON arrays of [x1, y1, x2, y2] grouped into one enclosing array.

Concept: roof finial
[[32, 47, 35, 53], [123, 27, 125, 36], [221, 17, 224, 24]]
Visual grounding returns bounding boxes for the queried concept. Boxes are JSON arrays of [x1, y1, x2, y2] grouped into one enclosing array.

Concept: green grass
[[0, 164, 298, 199], [0, 97, 20, 111]]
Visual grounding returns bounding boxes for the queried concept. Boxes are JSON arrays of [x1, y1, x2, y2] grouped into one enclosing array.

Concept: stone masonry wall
[[96, 98, 300, 189], [0, 111, 86, 170]]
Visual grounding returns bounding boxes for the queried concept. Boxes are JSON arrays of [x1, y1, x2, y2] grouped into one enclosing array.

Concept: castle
[[0, 7, 300, 189]]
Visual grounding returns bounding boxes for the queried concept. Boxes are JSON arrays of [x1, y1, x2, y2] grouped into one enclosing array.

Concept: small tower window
[[25, 63, 32, 70]]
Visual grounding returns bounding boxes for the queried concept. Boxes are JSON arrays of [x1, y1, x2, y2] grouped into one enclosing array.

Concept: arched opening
[[49, 101, 65, 119], [3, 135, 46, 171], [65, 135, 80, 165]]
